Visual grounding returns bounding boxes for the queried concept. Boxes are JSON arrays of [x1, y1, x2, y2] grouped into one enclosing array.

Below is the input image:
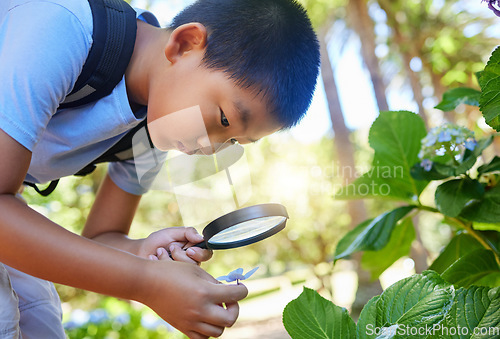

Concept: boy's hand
[[138, 227, 212, 265], [140, 259, 248, 339]]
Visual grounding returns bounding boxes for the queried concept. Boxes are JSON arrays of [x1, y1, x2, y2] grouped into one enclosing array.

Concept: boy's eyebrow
[[233, 100, 260, 143], [234, 100, 250, 130]]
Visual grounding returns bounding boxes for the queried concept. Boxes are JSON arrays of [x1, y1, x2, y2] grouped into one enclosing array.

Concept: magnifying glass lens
[[208, 216, 287, 245]]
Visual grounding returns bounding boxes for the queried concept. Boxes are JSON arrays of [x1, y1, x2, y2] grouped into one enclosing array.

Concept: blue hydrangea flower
[[464, 139, 477, 151], [438, 130, 452, 142], [89, 309, 109, 324], [114, 313, 131, 325], [217, 267, 259, 284], [418, 124, 476, 165], [421, 159, 433, 171]]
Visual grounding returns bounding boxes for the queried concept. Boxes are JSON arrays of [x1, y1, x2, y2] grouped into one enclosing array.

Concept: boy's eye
[[220, 109, 230, 127]]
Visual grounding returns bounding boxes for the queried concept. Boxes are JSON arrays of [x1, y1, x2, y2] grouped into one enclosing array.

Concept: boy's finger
[[206, 302, 240, 328], [211, 282, 248, 304], [192, 322, 225, 338], [184, 227, 205, 246], [185, 247, 213, 262], [156, 247, 172, 261], [169, 245, 198, 264]]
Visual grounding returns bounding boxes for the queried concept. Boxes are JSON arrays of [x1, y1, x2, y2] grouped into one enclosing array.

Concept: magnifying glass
[[191, 203, 288, 250]]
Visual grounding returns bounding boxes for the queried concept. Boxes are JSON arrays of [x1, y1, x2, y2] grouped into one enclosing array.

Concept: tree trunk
[[378, 0, 430, 128], [421, 57, 456, 123], [347, 0, 389, 113], [320, 35, 367, 226], [321, 32, 381, 320]]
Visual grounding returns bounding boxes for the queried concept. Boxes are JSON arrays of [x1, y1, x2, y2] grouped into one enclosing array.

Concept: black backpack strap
[[75, 119, 149, 176], [59, 0, 137, 108], [23, 180, 60, 197], [24, 119, 149, 196], [24, 0, 138, 195]]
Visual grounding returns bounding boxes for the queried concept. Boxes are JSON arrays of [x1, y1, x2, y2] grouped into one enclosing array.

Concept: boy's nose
[[196, 135, 215, 155]]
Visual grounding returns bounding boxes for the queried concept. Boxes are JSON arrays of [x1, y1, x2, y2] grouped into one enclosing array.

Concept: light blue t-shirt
[[0, 0, 161, 195]]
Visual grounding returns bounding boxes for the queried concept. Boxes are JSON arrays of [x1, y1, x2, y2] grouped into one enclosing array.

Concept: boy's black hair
[[170, 0, 320, 128]]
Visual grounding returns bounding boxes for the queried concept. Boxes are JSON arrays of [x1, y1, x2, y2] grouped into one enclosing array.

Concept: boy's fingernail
[[186, 248, 195, 256], [157, 248, 163, 256], [169, 245, 176, 252]]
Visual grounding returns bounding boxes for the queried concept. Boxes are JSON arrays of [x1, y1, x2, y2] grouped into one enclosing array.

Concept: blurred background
[[22, 0, 500, 337]]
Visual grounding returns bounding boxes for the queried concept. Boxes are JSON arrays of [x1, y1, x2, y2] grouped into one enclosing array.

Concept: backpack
[[24, 0, 149, 196]]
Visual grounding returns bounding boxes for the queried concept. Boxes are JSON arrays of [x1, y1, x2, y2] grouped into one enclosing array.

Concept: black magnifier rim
[[202, 203, 288, 250]]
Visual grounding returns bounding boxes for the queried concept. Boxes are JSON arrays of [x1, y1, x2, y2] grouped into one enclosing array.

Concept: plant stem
[[417, 204, 500, 266], [447, 217, 500, 267], [417, 205, 439, 213]]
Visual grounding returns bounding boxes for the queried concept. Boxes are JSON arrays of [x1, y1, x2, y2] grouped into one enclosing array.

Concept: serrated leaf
[[479, 46, 500, 131], [478, 156, 500, 175], [356, 296, 380, 339], [283, 287, 356, 339], [356, 271, 453, 338], [335, 111, 428, 202], [435, 178, 485, 217], [431, 286, 500, 339], [429, 233, 483, 274], [435, 87, 481, 111], [461, 184, 500, 223], [361, 218, 416, 280], [335, 206, 415, 260], [441, 249, 500, 288]]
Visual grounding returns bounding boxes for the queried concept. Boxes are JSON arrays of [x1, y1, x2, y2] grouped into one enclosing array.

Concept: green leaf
[[283, 287, 356, 339], [461, 184, 500, 223], [335, 111, 428, 202], [429, 233, 483, 274], [479, 46, 500, 131], [441, 249, 500, 288], [435, 178, 485, 217], [475, 272, 500, 288], [454, 136, 494, 176], [430, 286, 500, 339], [478, 156, 500, 175], [356, 296, 380, 339], [334, 206, 415, 260], [361, 218, 416, 280], [356, 271, 453, 338], [434, 87, 481, 111], [410, 162, 452, 181]]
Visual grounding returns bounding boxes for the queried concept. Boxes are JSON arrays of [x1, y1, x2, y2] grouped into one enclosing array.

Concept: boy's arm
[[0, 129, 247, 338], [82, 174, 142, 253], [83, 174, 210, 263]]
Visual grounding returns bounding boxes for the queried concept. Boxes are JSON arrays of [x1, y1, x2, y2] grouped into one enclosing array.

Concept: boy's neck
[[125, 20, 170, 111]]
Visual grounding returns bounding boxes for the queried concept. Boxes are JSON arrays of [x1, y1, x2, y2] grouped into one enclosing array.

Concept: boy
[[0, 0, 320, 338]]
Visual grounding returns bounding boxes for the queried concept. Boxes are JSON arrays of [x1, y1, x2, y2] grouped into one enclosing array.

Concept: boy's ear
[[165, 23, 207, 64]]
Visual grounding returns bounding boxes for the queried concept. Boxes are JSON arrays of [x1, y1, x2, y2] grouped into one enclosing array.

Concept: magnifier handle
[[191, 241, 208, 249]]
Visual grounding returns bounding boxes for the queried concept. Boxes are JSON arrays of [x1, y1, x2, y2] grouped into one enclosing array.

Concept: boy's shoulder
[[7, 0, 90, 16], [3, 0, 92, 34]]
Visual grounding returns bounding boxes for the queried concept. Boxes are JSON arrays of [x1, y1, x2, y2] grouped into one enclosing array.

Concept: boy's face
[[145, 23, 282, 155]]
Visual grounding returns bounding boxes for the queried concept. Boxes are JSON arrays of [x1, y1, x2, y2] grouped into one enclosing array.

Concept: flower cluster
[[483, 0, 500, 17], [418, 124, 477, 171]]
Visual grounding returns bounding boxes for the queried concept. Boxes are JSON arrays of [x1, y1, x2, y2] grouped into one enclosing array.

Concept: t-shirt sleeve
[[0, 2, 92, 151], [107, 150, 168, 196]]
